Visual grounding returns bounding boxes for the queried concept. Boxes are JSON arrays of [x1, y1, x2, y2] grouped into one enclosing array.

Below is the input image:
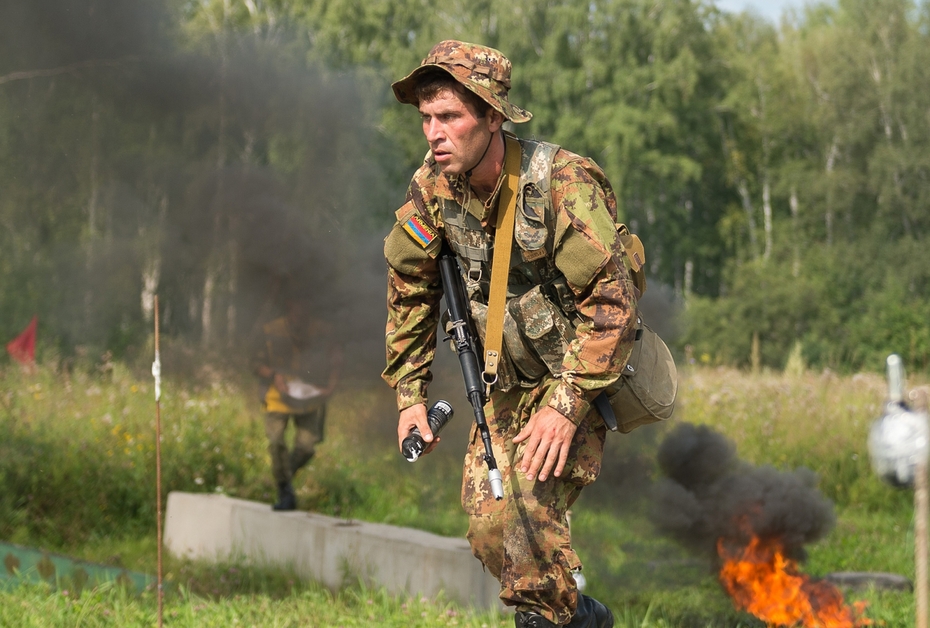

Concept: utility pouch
[[599, 315, 678, 433], [465, 300, 520, 392], [508, 285, 576, 378]]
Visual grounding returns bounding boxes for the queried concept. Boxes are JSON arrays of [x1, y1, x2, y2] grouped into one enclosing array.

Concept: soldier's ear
[[487, 109, 505, 133]]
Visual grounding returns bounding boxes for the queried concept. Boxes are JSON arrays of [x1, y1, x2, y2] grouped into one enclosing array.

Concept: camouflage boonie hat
[[392, 40, 532, 124]]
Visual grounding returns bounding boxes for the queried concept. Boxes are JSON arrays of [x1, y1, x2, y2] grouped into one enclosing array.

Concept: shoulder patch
[[402, 214, 438, 249]]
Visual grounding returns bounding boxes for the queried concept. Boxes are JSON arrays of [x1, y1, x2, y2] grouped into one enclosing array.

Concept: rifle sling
[[482, 135, 522, 395]]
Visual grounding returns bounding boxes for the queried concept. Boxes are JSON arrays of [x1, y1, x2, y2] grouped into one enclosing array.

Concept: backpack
[[517, 138, 678, 433]]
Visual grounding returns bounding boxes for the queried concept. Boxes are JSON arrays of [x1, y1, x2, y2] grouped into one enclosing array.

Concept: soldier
[[253, 292, 343, 511], [382, 40, 639, 628]]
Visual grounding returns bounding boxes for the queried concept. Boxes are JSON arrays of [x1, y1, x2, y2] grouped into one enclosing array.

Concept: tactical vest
[[439, 137, 590, 391]]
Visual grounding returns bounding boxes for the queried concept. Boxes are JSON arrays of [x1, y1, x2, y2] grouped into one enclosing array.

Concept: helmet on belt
[[392, 40, 532, 124]]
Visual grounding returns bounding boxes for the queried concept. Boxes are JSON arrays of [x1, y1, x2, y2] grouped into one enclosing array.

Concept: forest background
[[1, 0, 928, 377]]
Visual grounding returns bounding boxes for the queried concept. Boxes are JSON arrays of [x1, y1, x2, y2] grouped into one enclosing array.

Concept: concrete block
[[164, 491, 503, 610]]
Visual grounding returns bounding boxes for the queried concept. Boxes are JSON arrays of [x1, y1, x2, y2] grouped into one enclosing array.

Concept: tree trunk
[[684, 259, 693, 299], [737, 179, 759, 259], [84, 95, 100, 334], [825, 138, 838, 246], [790, 186, 800, 278], [202, 0, 230, 348], [141, 193, 167, 323], [226, 237, 238, 346], [762, 178, 772, 261], [202, 270, 216, 346]]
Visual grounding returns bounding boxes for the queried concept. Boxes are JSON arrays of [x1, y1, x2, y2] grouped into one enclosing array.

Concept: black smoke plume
[[0, 0, 401, 380], [651, 422, 836, 563]]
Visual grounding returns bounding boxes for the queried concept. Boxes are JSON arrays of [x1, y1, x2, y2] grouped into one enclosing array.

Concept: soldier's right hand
[[398, 403, 440, 455]]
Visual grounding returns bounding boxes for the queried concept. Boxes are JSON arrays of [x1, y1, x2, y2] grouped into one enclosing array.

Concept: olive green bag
[[592, 227, 679, 433], [595, 313, 678, 433]]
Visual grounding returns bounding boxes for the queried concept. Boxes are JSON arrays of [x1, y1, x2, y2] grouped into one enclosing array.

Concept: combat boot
[[514, 611, 559, 628], [272, 481, 296, 511], [565, 594, 614, 628]]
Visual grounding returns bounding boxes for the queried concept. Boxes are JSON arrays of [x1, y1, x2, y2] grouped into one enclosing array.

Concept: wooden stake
[[153, 295, 164, 628], [915, 388, 929, 628], [917, 460, 928, 628]]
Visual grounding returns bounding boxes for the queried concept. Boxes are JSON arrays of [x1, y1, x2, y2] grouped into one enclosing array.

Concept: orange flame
[[718, 535, 871, 627]]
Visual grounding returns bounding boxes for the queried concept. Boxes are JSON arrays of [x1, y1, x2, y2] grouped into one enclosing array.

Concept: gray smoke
[[651, 422, 836, 563]]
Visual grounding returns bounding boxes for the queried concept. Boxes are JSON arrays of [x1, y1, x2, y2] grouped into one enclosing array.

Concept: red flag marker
[[6, 315, 37, 364]]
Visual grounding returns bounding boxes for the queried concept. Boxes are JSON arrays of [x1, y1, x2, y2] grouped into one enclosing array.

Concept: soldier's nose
[[424, 120, 444, 143]]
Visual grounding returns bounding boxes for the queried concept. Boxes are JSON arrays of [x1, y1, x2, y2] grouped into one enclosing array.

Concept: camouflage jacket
[[382, 133, 638, 425]]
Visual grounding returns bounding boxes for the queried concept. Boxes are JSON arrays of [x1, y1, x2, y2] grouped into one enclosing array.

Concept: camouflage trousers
[[461, 382, 606, 626], [264, 406, 326, 485]]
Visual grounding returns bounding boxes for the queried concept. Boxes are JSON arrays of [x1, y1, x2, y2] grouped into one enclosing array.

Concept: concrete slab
[[164, 491, 503, 610], [825, 571, 913, 592]]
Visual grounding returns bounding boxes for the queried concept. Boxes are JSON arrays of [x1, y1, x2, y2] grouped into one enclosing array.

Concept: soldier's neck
[[467, 132, 505, 202]]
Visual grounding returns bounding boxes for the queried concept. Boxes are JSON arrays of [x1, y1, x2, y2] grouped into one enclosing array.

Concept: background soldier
[[383, 40, 639, 628], [253, 291, 343, 511]]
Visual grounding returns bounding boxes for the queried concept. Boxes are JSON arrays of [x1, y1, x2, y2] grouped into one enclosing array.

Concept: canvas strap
[[482, 135, 521, 396]]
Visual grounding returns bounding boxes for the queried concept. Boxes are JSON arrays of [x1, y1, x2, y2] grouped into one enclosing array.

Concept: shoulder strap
[[482, 135, 522, 395], [616, 224, 647, 298]]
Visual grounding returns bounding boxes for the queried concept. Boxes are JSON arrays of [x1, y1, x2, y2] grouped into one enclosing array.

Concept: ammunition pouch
[[507, 285, 575, 379], [498, 287, 678, 434]]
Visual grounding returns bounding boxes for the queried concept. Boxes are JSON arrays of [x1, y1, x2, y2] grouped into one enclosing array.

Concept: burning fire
[[718, 534, 871, 627]]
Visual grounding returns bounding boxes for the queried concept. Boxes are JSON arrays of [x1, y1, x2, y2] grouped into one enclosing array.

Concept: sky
[[714, 0, 807, 22]]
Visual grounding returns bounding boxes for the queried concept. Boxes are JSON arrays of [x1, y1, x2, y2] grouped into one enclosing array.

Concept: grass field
[[0, 359, 925, 626]]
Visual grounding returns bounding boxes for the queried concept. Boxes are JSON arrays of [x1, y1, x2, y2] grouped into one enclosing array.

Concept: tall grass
[[0, 361, 924, 625], [0, 362, 467, 550]]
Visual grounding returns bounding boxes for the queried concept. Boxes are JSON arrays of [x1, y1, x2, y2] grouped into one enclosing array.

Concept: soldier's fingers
[[518, 440, 533, 474], [525, 437, 552, 481], [422, 436, 441, 455], [397, 404, 428, 450], [516, 416, 540, 471], [418, 417, 434, 443], [512, 426, 530, 443], [512, 413, 538, 444], [518, 434, 540, 475], [551, 440, 571, 478], [536, 441, 563, 482]]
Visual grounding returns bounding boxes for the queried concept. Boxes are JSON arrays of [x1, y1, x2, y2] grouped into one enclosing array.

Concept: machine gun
[[438, 249, 504, 500]]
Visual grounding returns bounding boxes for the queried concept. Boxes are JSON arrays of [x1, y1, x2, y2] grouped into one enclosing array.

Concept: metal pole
[[915, 388, 929, 628], [152, 295, 164, 628]]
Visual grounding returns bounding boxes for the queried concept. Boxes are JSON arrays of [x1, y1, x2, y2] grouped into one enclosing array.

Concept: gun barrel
[[439, 249, 504, 501]]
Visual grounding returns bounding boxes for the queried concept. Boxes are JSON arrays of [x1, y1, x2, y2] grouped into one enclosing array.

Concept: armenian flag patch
[[402, 215, 438, 248]]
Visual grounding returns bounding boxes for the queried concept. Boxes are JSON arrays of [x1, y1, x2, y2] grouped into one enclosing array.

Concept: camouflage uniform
[[383, 40, 636, 626]]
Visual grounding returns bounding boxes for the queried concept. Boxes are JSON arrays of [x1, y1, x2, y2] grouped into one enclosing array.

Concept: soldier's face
[[419, 88, 501, 176]]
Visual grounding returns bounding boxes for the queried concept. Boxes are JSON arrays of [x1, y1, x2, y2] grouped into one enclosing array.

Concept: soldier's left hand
[[513, 406, 577, 482]]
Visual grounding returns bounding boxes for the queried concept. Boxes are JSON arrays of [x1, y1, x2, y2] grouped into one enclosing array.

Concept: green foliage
[[681, 237, 930, 372], [2, 0, 929, 371]]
